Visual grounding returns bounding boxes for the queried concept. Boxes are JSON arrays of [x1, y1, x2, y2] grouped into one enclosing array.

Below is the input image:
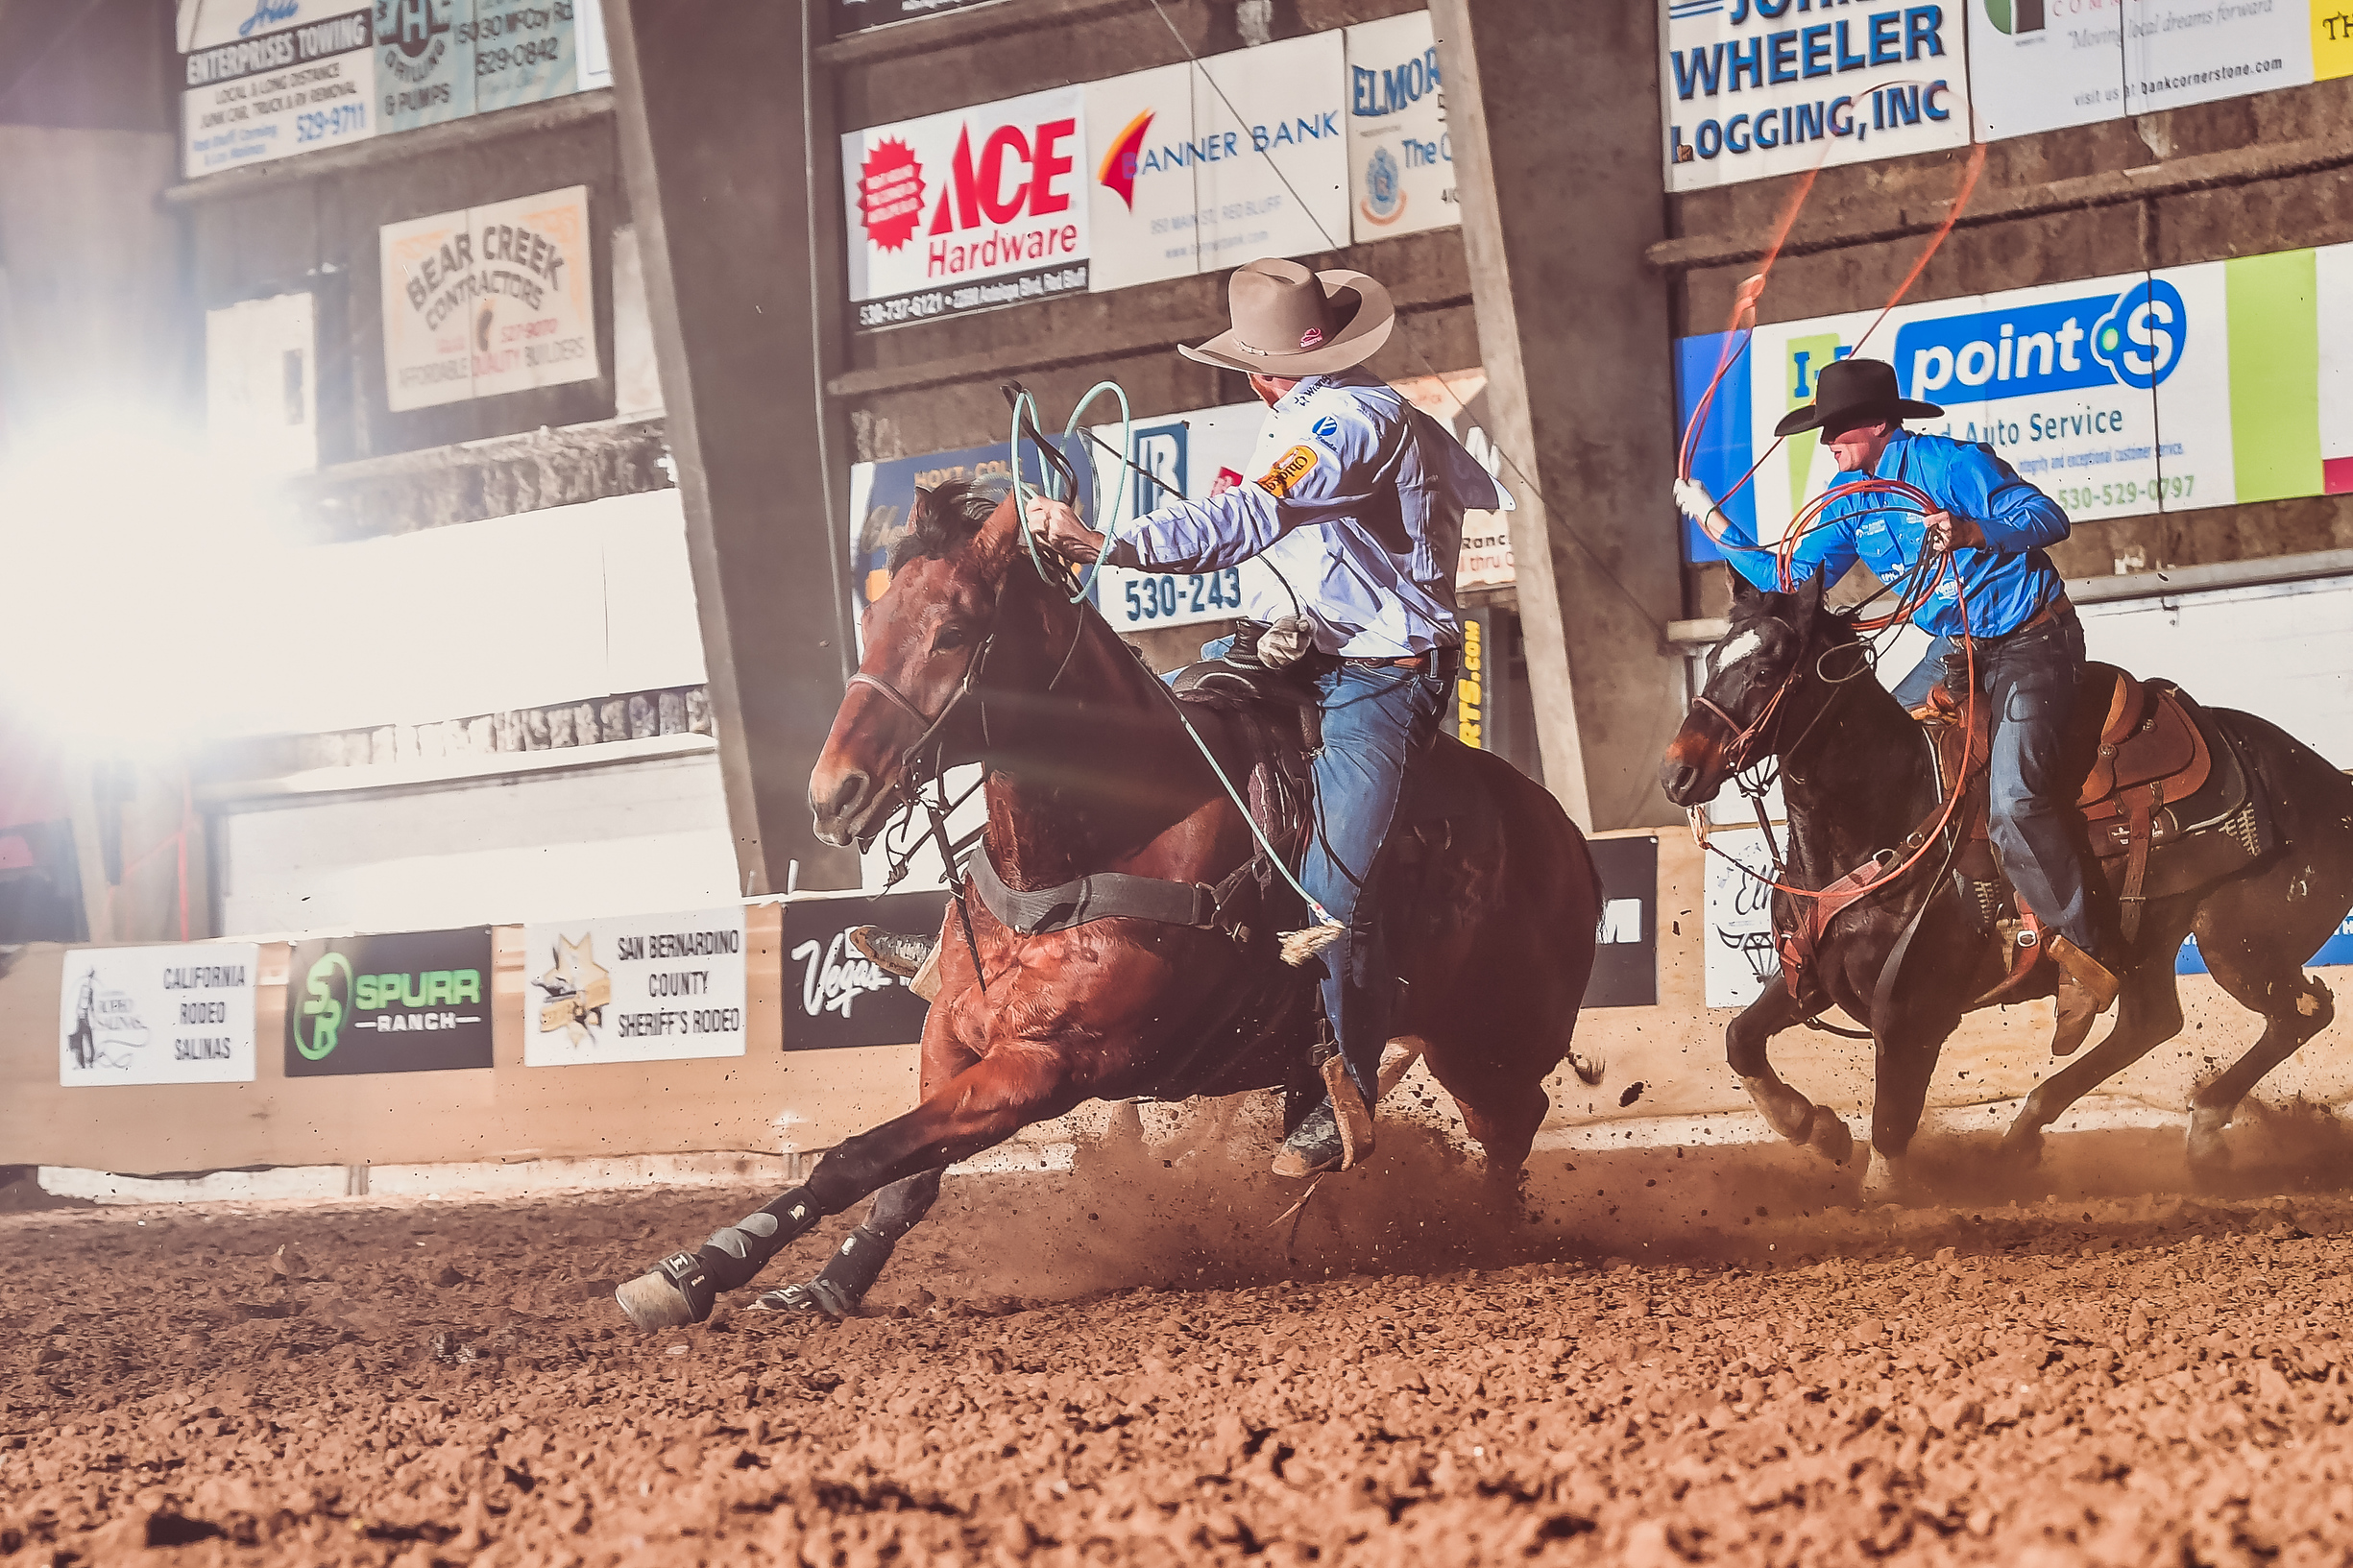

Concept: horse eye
[[933, 625, 967, 652]]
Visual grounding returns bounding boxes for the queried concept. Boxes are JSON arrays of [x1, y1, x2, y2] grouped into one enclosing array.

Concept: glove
[[1674, 476, 1721, 528], [1258, 615, 1314, 670]]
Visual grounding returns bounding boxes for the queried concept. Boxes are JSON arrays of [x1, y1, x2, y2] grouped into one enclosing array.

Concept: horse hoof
[[1805, 1109, 1855, 1167], [1996, 1128, 2045, 1170], [1862, 1149, 1914, 1205], [616, 1270, 698, 1331], [2185, 1107, 2233, 1179]]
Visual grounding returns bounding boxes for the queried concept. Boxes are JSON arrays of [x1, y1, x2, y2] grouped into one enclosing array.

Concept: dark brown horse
[[1659, 570, 2353, 1196], [615, 484, 1601, 1329]]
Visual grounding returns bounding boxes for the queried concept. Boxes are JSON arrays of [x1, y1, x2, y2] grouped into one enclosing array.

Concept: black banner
[[1584, 835, 1659, 1008], [285, 928, 496, 1075], [831, 0, 1002, 36], [780, 890, 950, 1052]]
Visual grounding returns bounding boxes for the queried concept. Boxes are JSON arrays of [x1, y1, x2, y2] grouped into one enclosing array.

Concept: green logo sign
[[294, 952, 353, 1060]]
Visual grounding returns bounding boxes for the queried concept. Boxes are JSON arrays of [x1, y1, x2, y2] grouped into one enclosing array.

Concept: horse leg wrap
[[755, 1224, 897, 1319], [615, 1186, 825, 1330]]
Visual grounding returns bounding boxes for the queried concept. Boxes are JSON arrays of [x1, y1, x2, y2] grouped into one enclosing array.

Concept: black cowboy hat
[[1773, 355, 1942, 438]]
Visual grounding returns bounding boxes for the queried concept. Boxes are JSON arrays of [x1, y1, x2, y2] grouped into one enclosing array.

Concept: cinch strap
[[965, 846, 1218, 935]]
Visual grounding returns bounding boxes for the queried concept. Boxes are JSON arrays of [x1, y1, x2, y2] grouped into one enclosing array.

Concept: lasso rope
[[1004, 382, 1344, 948], [1676, 144, 1994, 908]]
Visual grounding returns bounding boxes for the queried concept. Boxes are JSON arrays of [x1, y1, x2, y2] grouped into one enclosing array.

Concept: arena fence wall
[[3, 832, 2346, 1179]]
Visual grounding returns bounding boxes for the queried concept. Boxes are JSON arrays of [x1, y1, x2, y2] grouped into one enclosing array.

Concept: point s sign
[[844, 84, 1090, 326]]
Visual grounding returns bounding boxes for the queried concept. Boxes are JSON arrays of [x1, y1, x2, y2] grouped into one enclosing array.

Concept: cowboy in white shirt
[[1030, 258, 1510, 1174]]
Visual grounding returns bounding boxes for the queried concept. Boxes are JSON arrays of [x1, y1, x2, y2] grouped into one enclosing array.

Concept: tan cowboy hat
[[1178, 258, 1395, 376]]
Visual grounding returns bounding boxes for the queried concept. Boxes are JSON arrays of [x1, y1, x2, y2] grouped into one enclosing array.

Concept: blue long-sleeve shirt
[[1100, 369, 1509, 658], [1719, 430, 2071, 639]]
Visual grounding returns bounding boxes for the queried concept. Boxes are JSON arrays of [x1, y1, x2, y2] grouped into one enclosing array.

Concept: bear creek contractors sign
[[1659, 0, 1971, 190], [380, 185, 598, 411], [842, 14, 1455, 328], [521, 906, 748, 1066], [1675, 241, 2353, 564], [285, 928, 495, 1075], [59, 944, 261, 1087]]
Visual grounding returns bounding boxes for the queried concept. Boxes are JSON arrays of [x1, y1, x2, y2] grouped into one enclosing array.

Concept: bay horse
[[1660, 568, 2353, 1194], [614, 483, 1601, 1329]]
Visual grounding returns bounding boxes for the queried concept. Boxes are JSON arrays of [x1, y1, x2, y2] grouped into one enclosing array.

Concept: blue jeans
[[1191, 638, 1447, 1101], [1931, 609, 2097, 954]]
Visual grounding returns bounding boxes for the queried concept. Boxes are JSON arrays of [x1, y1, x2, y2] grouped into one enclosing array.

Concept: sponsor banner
[[380, 184, 598, 412], [179, 1, 376, 180], [1191, 31, 1351, 268], [468, 0, 580, 113], [179, 0, 581, 180], [842, 84, 1090, 330], [1453, 606, 1501, 750], [1084, 63, 1201, 294], [1344, 11, 1456, 243], [1586, 837, 1660, 1008], [831, 0, 999, 34], [1084, 371, 1512, 636], [1673, 243, 2353, 565], [1086, 402, 1289, 636], [522, 906, 747, 1065], [1702, 826, 1780, 1009], [1660, 0, 1971, 191], [1969, 0, 2314, 142], [373, 0, 472, 132], [2181, 910, 2353, 975], [60, 944, 260, 1087], [782, 891, 950, 1050], [285, 928, 495, 1075], [844, 435, 1094, 651]]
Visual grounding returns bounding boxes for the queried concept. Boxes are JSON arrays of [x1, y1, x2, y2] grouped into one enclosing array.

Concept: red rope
[[1679, 142, 1991, 542]]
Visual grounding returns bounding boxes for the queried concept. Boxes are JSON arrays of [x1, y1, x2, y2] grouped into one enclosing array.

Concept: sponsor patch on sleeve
[[1254, 444, 1321, 498]]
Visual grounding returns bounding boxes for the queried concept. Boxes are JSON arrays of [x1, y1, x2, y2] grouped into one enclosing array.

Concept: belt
[[1978, 593, 2074, 643], [1341, 646, 1460, 676]]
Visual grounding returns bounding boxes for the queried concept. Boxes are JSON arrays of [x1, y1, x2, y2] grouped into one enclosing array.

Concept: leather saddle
[[1919, 661, 2268, 953]]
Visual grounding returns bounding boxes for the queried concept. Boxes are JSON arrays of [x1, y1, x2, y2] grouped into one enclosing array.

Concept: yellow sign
[[2317, 2, 2353, 81]]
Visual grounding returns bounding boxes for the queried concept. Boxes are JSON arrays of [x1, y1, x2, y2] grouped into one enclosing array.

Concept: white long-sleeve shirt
[[1101, 369, 1509, 659]]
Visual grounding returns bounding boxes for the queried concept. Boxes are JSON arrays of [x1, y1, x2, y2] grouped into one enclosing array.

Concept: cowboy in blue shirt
[[1679, 356, 2120, 1054]]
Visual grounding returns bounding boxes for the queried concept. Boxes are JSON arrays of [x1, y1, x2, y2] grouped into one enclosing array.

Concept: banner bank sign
[[1659, 0, 1972, 190]]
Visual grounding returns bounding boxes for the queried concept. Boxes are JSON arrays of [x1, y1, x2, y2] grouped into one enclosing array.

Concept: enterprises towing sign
[[1659, 0, 1971, 192], [285, 928, 495, 1075], [179, 1, 376, 180]]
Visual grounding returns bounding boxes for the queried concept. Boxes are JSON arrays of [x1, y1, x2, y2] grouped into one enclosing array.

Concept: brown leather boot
[[2046, 934, 2120, 1057]]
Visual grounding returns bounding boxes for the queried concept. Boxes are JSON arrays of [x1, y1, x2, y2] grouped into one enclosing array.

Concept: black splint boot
[[752, 1221, 897, 1319]]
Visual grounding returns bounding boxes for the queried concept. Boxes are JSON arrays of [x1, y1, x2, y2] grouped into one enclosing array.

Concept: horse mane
[[887, 480, 1000, 571]]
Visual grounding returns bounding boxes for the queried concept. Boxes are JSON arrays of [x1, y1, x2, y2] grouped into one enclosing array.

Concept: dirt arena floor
[[7, 1119, 2353, 1568]]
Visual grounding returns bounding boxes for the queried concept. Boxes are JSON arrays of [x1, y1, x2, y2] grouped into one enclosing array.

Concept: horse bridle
[[1690, 614, 1872, 778]]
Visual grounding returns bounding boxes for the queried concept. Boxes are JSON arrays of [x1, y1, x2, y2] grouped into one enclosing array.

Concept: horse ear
[[1728, 568, 1761, 607], [1796, 566, 1829, 617]]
